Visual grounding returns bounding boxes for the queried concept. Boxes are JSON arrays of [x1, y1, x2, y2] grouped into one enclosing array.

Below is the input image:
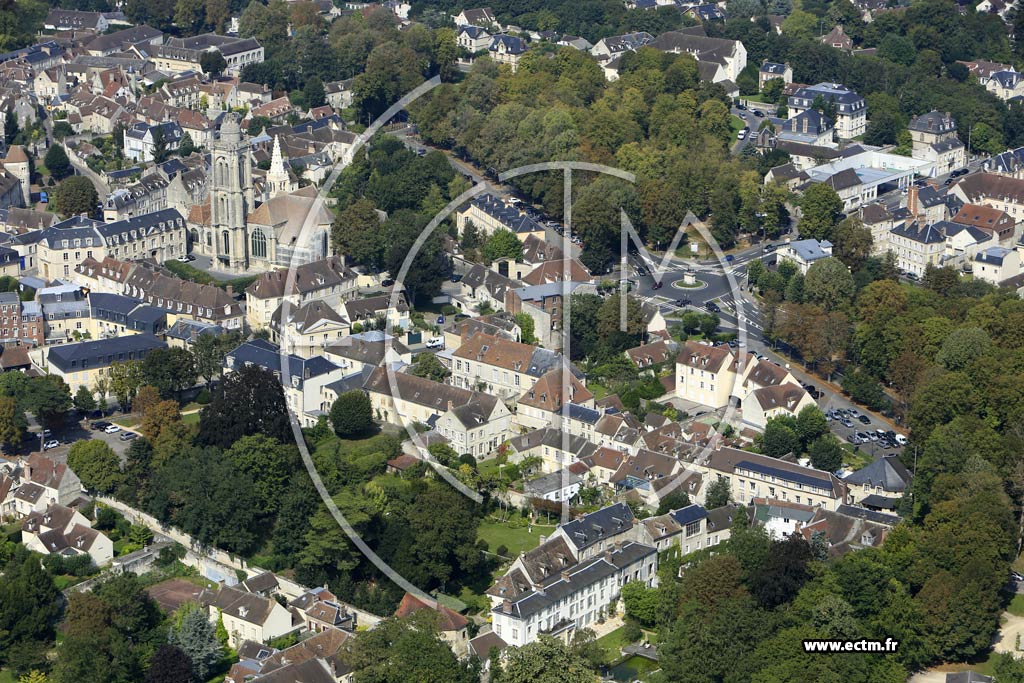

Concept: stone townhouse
[[649, 30, 747, 83], [787, 83, 866, 139], [322, 331, 412, 375], [451, 333, 583, 403], [741, 382, 817, 431], [699, 446, 849, 510], [200, 585, 293, 648], [506, 427, 599, 474], [4, 454, 83, 519], [888, 220, 946, 276], [953, 172, 1024, 221], [22, 502, 113, 566], [271, 300, 350, 358], [37, 210, 187, 280], [364, 367, 512, 454], [515, 368, 596, 433], [487, 504, 657, 647], [44, 333, 167, 394], [245, 256, 359, 331], [908, 110, 966, 177], [639, 503, 745, 554], [675, 341, 736, 409], [456, 193, 546, 240]]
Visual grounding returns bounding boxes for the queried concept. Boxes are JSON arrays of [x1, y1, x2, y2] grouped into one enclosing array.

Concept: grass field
[[1007, 593, 1024, 617], [0, 668, 16, 683], [595, 626, 632, 661], [477, 517, 555, 558], [730, 115, 745, 136], [182, 412, 201, 425]]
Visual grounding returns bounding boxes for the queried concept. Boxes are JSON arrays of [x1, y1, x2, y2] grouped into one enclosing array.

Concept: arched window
[[251, 228, 267, 259], [222, 231, 230, 255]]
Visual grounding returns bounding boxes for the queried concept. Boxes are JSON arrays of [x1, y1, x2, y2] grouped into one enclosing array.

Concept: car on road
[[858, 414, 871, 425], [635, 266, 648, 277], [176, 254, 196, 262], [763, 243, 776, 252], [119, 431, 138, 441], [676, 298, 691, 306], [705, 302, 721, 313], [725, 254, 734, 262], [43, 439, 60, 450], [104, 424, 121, 434], [737, 129, 747, 140], [753, 110, 764, 117], [91, 421, 111, 430], [1012, 571, 1024, 582], [652, 281, 663, 290], [951, 168, 969, 178]]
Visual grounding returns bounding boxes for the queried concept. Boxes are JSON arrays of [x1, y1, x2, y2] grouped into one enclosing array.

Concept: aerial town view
[[1, 0, 1024, 681]]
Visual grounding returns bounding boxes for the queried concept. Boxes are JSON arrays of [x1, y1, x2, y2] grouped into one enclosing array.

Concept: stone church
[[187, 114, 332, 273]]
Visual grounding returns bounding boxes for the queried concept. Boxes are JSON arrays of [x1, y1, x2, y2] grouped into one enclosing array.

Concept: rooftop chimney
[[907, 185, 919, 217]]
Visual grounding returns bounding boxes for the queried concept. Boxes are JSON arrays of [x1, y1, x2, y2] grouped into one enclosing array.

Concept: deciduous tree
[[330, 390, 374, 438], [68, 440, 123, 494]]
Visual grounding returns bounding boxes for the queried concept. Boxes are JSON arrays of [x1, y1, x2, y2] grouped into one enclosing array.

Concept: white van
[[895, 434, 907, 446], [426, 337, 444, 349]]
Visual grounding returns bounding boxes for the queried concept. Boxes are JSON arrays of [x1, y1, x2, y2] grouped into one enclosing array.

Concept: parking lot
[[824, 407, 905, 460], [33, 416, 140, 465]]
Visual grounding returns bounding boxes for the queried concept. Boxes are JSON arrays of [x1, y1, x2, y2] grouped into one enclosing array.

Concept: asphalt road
[[730, 106, 762, 154]]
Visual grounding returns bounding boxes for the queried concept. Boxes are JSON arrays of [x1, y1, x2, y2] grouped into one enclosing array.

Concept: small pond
[[608, 655, 659, 682]]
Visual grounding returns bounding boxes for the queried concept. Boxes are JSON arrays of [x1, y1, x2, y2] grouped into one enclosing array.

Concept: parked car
[[763, 243, 777, 252], [43, 439, 60, 450], [705, 301, 721, 313], [436, 315, 445, 325], [895, 434, 908, 446], [725, 254, 735, 262], [450, 274, 462, 283], [119, 431, 138, 441], [676, 298, 691, 307], [425, 337, 444, 349], [858, 414, 871, 425], [91, 421, 111, 430], [846, 434, 861, 444], [840, 418, 854, 428], [754, 110, 764, 117], [104, 424, 121, 434], [39, 191, 48, 203]]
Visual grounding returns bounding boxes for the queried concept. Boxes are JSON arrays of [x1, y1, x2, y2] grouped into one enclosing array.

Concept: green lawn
[[111, 415, 139, 428], [588, 381, 610, 399], [730, 115, 745, 136], [477, 518, 555, 559], [1007, 593, 1024, 617], [0, 668, 16, 683], [478, 457, 503, 479], [182, 412, 200, 425], [841, 444, 874, 471]]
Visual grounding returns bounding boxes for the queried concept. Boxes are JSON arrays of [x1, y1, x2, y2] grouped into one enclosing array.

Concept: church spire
[[267, 135, 289, 198]]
